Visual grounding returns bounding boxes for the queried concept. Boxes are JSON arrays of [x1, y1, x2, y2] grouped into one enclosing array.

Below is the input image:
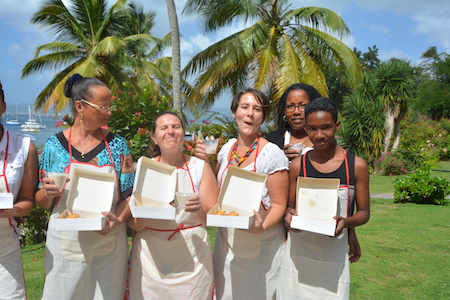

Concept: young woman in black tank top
[[279, 98, 370, 299]]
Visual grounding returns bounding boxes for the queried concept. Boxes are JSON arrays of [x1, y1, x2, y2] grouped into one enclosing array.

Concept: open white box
[[129, 156, 177, 220], [0, 193, 13, 209], [291, 177, 340, 236], [55, 168, 116, 231], [207, 166, 267, 229]]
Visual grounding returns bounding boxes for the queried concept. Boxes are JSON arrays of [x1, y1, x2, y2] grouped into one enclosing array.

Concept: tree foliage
[[340, 72, 385, 167], [22, 0, 173, 112], [182, 0, 362, 110]]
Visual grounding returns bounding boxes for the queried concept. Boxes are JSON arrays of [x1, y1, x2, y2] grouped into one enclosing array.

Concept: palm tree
[[21, 0, 170, 112], [341, 72, 385, 167], [182, 0, 362, 109], [166, 0, 182, 113], [374, 59, 415, 153]]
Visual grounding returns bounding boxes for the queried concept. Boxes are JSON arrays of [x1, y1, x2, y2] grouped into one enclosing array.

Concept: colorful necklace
[[230, 137, 259, 166]]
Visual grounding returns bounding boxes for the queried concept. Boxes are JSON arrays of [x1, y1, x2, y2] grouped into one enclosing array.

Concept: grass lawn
[[350, 198, 450, 299], [21, 167, 450, 299], [370, 161, 450, 194]]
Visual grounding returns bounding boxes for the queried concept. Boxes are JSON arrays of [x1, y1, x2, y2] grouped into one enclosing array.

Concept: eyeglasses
[[80, 99, 114, 113], [285, 103, 306, 112]]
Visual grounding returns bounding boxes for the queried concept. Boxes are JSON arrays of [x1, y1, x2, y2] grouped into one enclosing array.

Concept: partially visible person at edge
[[36, 74, 135, 299], [196, 88, 289, 299], [0, 81, 39, 300], [125, 111, 218, 299], [279, 98, 370, 299], [266, 83, 362, 263]]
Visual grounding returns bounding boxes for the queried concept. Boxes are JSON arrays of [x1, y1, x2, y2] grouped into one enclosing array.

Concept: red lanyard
[[68, 127, 113, 166], [219, 137, 261, 188], [55, 127, 117, 207], [302, 147, 351, 216], [1, 131, 10, 193], [157, 154, 196, 193], [219, 138, 267, 210]]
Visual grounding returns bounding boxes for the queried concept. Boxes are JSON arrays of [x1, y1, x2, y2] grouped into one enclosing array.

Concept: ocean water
[[3, 113, 62, 148]]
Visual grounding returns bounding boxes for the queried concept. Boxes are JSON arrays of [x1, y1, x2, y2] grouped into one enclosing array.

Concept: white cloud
[[378, 49, 415, 63], [412, 7, 450, 53]]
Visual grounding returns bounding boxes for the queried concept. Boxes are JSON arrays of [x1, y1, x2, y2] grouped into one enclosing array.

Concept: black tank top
[[299, 150, 356, 186]]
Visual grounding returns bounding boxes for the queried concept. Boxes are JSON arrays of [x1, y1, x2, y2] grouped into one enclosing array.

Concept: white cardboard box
[[55, 168, 116, 231], [291, 177, 340, 236], [0, 193, 13, 209], [207, 166, 267, 229], [129, 156, 177, 220]]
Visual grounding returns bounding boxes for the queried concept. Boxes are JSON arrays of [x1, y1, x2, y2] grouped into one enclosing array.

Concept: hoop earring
[[283, 115, 286, 121]]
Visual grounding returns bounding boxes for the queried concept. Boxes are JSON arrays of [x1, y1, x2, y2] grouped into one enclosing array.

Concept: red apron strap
[[146, 223, 202, 240]]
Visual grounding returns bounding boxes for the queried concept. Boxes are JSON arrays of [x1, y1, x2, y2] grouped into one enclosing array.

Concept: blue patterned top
[[39, 131, 135, 201]]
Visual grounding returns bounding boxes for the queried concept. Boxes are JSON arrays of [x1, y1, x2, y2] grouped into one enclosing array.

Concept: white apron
[[214, 140, 285, 300], [127, 157, 213, 300], [0, 131, 28, 300], [42, 129, 128, 300], [277, 152, 354, 300]]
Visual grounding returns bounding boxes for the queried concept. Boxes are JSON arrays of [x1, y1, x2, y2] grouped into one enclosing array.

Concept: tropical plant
[[373, 58, 415, 153], [340, 72, 385, 168], [414, 47, 450, 120], [20, 204, 51, 245], [394, 165, 450, 205], [182, 0, 362, 110], [166, 0, 182, 112], [21, 0, 172, 112], [108, 82, 171, 160]]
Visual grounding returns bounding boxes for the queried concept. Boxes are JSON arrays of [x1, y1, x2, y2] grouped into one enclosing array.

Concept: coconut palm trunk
[[166, 0, 182, 112]]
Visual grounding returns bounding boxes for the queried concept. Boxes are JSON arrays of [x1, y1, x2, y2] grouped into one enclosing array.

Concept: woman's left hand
[[97, 212, 123, 236], [185, 194, 202, 212], [333, 215, 346, 236], [245, 210, 264, 234]]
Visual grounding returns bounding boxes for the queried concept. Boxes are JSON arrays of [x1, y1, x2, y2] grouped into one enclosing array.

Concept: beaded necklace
[[230, 137, 259, 166]]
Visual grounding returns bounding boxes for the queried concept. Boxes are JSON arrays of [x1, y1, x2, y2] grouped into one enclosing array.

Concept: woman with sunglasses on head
[[0, 82, 39, 300], [36, 74, 135, 299]]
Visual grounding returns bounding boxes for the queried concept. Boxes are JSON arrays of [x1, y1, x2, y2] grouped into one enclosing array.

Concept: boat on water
[[6, 119, 21, 125], [20, 128, 40, 132], [21, 106, 45, 132], [6, 103, 21, 125]]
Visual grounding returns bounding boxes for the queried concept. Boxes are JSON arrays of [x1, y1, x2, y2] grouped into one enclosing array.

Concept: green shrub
[[108, 83, 171, 161], [400, 116, 450, 161], [19, 204, 51, 245], [394, 166, 450, 204], [376, 149, 424, 175]]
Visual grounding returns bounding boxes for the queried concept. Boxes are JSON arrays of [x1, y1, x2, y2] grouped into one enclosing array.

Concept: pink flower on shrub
[[443, 149, 447, 152], [112, 96, 118, 100], [389, 173, 393, 176], [204, 121, 210, 126], [115, 90, 123, 95], [190, 120, 194, 123]]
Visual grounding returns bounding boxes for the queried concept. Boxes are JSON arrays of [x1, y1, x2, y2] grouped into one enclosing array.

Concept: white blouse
[[217, 138, 289, 208], [0, 129, 31, 202]]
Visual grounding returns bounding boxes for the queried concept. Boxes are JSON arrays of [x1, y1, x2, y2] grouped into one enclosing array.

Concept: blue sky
[[0, 0, 449, 114]]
